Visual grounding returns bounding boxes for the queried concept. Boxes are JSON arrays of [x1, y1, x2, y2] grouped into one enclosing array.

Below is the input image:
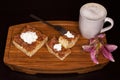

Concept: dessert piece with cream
[[12, 25, 48, 57], [59, 31, 80, 49], [46, 36, 71, 60]]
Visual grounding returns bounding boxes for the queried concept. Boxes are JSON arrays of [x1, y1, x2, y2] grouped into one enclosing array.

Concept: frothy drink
[[80, 3, 107, 20], [79, 3, 114, 39]]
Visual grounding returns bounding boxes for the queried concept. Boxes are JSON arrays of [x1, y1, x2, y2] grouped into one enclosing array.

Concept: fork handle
[[30, 14, 55, 28]]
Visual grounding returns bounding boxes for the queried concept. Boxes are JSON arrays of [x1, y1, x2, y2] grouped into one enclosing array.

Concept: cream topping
[[64, 31, 74, 38], [20, 31, 38, 44], [53, 43, 62, 51]]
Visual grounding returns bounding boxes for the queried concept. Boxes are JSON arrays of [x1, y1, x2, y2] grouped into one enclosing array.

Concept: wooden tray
[[4, 21, 109, 74]]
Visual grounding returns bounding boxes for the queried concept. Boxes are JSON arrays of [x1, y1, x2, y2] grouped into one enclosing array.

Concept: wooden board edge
[[6, 62, 109, 74]]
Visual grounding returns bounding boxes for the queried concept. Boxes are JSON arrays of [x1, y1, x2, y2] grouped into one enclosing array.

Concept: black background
[[0, 0, 120, 80]]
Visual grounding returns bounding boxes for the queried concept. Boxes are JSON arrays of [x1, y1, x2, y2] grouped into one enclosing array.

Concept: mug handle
[[100, 17, 114, 33]]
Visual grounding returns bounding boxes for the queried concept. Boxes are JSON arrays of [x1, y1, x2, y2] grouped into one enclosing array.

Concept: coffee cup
[[79, 3, 114, 39]]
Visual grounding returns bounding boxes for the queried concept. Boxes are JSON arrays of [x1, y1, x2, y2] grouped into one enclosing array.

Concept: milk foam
[[80, 3, 107, 20]]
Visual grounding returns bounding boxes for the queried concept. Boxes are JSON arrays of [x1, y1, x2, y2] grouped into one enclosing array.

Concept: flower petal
[[105, 44, 118, 52], [90, 49, 99, 64], [101, 46, 115, 62], [97, 34, 105, 38], [90, 38, 96, 44], [82, 45, 93, 52]]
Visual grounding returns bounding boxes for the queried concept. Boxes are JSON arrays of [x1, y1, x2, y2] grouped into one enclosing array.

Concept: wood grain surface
[[4, 21, 109, 74]]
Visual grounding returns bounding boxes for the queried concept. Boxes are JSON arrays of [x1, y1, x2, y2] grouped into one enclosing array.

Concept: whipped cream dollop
[[20, 31, 38, 44], [64, 31, 74, 38], [53, 43, 62, 51]]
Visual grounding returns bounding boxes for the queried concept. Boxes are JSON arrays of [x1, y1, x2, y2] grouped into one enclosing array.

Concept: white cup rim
[[80, 2, 107, 20]]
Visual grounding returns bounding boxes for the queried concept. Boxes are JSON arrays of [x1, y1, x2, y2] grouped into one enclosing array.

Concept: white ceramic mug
[[79, 3, 114, 39]]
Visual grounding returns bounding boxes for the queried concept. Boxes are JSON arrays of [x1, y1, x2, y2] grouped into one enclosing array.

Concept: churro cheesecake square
[[46, 36, 71, 60], [59, 31, 80, 49], [12, 25, 48, 57]]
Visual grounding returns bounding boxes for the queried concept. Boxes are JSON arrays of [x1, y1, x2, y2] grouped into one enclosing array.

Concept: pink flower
[[82, 34, 118, 64]]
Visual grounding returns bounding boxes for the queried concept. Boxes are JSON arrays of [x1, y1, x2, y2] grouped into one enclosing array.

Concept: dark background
[[0, 0, 120, 80]]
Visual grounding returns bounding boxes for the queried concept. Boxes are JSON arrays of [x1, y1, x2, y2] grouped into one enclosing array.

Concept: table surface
[[0, 0, 120, 80]]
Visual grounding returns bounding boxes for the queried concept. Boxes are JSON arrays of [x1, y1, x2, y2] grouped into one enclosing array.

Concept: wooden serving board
[[4, 21, 109, 74]]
